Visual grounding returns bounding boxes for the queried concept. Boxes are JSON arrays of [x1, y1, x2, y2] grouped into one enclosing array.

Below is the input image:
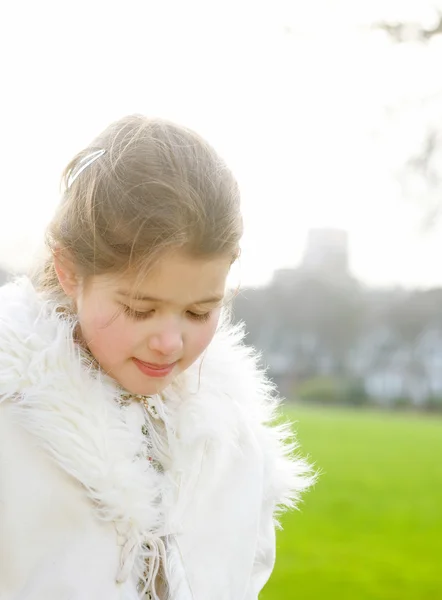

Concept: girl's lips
[[132, 358, 177, 378]]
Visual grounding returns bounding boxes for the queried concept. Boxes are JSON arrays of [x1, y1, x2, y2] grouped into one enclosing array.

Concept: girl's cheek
[[85, 310, 130, 345], [194, 313, 220, 353], [79, 301, 117, 328]]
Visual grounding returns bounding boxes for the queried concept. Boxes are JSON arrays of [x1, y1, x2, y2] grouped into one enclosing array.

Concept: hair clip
[[67, 148, 106, 188]]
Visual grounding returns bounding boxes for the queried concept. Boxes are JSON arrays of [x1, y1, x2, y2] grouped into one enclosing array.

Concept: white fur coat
[[0, 278, 314, 600]]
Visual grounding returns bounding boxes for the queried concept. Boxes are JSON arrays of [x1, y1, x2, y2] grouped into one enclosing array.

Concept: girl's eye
[[121, 304, 211, 323], [187, 311, 212, 323], [122, 305, 153, 321]]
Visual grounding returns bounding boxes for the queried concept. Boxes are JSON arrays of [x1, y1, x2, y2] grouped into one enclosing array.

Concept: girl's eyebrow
[[116, 290, 224, 305]]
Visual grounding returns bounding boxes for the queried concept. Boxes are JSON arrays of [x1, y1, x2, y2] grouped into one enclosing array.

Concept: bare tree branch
[[373, 13, 442, 43]]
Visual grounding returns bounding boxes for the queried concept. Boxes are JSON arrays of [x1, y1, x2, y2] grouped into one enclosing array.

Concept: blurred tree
[[233, 272, 367, 380], [233, 274, 442, 407], [373, 10, 442, 228], [373, 12, 442, 43], [0, 267, 8, 286]]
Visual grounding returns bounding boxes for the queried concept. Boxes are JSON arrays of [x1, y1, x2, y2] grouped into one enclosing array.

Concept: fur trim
[[178, 320, 317, 517]]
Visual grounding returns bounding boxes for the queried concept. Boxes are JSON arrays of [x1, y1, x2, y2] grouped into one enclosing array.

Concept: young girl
[[0, 115, 315, 600]]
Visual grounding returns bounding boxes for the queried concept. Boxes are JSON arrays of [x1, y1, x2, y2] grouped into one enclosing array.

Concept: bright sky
[[2, 0, 442, 288]]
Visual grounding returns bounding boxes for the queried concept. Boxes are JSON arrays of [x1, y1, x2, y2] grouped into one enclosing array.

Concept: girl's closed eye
[[186, 310, 212, 323], [121, 303, 212, 323], [121, 305, 154, 321]]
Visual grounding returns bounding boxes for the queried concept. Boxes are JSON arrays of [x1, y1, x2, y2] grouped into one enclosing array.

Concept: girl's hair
[[34, 114, 242, 299]]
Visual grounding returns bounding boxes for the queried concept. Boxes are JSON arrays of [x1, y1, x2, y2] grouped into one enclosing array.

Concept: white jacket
[[0, 278, 314, 600]]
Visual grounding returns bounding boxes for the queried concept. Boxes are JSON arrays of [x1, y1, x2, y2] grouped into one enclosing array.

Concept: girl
[[0, 115, 315, 600]]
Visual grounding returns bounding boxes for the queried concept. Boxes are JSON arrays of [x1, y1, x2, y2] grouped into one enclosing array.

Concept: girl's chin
[[120, 374, 176, 397]]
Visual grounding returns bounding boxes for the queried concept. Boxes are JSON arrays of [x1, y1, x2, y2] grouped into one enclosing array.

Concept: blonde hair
[[35, 114, 242, 299]]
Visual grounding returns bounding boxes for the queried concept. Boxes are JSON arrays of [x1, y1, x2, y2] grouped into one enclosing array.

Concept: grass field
[[261, 405, 442, 600]]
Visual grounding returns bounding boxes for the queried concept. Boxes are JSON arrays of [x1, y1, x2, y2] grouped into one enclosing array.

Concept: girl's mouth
[[132, 358, 177, 378]]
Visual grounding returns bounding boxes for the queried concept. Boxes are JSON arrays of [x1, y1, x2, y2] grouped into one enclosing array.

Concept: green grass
[[261, 405, 442, 600]]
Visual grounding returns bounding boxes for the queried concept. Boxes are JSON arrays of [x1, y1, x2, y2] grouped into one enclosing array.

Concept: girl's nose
[[147, 328, 184, 358]]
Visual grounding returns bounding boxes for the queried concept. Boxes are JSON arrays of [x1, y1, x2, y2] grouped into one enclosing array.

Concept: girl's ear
[[53, 249, 81, 299]]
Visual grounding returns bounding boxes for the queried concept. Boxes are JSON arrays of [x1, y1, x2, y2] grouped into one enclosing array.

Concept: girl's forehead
[[101, 254, 232, 304]]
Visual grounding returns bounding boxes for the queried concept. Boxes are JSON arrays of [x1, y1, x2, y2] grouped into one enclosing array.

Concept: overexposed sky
[[2, 0, 442, 288]]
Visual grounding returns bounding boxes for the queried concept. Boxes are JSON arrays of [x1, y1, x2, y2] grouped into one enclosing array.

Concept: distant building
[[301, 228, 349, 276], [271, 267, 299, 288], [272, 227, 353, 287]]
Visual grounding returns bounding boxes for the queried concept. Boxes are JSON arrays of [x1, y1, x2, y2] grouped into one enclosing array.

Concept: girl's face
[[57, 252, 232, 395]]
